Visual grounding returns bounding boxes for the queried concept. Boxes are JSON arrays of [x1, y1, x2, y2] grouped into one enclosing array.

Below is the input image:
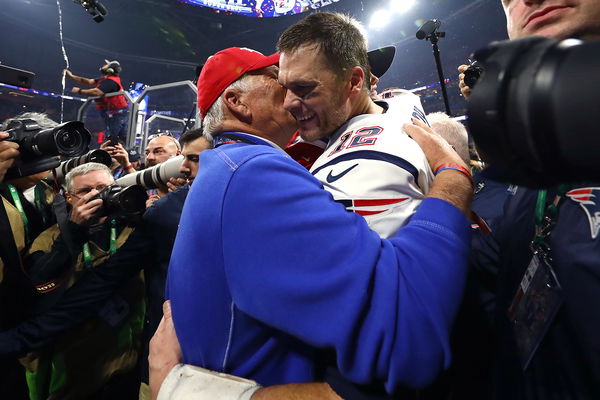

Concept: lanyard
[[33, 184, 46, 226], [532, 185, 569, 249], [82, 219, 117, 269], [7, 184, 29, 243]]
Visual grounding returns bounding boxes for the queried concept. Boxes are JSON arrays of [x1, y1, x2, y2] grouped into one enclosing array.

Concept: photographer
[[65, 60, 129, 143], [0, 130, 211, 398], [460, 1, 600, 398], [144, 134, 182, 205], [22, 162, 145, 400]]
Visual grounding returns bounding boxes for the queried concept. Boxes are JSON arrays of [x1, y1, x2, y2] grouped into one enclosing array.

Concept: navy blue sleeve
[[221, 154, 471, 390]]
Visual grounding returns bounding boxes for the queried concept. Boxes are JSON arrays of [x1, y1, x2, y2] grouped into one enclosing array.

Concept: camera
[[49, 149, 112, 184], [2, 119, 91, 180], [74, 0, 108, 23], [116, 155, 185, 189], [467, 37, 600, 187], [463, 59, 484, 89], [91, 185, 147, 220]]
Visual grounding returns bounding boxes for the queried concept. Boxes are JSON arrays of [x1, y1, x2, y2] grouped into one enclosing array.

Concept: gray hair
[[1, 112, 58, 130], [427, 112, 470, 165], [65, 162, 114, 193], [202, 75, 253, 141]]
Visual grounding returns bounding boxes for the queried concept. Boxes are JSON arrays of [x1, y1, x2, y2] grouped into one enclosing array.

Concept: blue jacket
[[167, 134, 471, 392]]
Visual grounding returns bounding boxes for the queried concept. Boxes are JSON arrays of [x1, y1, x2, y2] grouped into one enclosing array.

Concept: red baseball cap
[[197, 47, 280, 119]]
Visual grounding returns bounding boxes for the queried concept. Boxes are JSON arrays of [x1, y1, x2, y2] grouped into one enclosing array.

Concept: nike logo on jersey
[[326, 164, 358, 183]]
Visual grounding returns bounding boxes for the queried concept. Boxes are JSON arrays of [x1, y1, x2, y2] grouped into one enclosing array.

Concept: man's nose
[[283, 90, 300, 112], [179, 161, 190, 174]]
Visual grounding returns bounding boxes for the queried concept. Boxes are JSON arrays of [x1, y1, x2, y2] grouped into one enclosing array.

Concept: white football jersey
[[310, 96, 433, 238]]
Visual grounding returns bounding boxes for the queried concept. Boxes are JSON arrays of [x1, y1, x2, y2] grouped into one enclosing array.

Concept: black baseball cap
[[367, 46, 396, 78]]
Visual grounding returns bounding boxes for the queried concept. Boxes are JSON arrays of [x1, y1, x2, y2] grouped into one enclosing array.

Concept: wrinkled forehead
[[73, 169, 113, 186], [147, 136, 177, 150]]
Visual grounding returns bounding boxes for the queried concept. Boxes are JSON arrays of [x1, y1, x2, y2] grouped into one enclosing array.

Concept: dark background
[[0, 0, 509, 119]]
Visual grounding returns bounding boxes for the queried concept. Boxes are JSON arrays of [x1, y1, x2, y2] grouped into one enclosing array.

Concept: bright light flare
[[390, 0, 415, 14], [369, 9, 391, 29]]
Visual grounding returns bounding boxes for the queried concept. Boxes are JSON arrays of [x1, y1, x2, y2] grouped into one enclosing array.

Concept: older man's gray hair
[[202, 76, 252, 141], [427, 112, 470, 165], [65, 162, 113, 193]]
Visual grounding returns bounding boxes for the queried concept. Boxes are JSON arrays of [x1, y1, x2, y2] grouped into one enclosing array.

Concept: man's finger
[[163, 300, 172, 319]]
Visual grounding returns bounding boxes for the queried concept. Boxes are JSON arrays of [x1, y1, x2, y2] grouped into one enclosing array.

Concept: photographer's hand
[[69, 190, 103, 226], [458, 65, 472, 99], [0, 131, 20, 182], [109, 144, 131, 168], [166, 178, 187, 193]]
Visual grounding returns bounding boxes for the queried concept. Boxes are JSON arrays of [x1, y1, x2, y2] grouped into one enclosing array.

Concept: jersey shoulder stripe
[[311, 149, 419, 184]]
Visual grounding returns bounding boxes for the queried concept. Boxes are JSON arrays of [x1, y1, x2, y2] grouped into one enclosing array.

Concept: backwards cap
[[103, 59, 122, 74], [197, 47, 279, 119], [367, 46, 395, 78]]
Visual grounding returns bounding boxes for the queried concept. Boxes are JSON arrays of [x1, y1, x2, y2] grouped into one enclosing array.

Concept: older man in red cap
[[151, 42, 472, 399]]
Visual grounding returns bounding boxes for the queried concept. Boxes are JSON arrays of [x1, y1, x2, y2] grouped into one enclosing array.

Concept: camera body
[[91, 185, 147, 221], [463, 60, 484, 89], [3, 119, 91, 180]]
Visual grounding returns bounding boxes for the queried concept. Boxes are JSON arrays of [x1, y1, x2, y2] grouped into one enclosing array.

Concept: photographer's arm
[[72, 87, 105, 97], [63, 69, 95, 86], [25, 220, 88, 289]]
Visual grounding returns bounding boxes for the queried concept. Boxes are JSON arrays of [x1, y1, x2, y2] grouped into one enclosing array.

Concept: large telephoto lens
[[51, 149, 112, 184], [468, 37, 600, 187], [114, 185, 147, 215], [93, 185, 147, 219], [116, 155, 184, 189]]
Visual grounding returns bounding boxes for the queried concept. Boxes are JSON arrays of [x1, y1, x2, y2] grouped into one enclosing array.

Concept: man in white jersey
[[278, 12, 438, 238]]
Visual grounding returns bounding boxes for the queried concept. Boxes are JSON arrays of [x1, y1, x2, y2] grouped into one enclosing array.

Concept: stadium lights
[[390, 0, 415, 14], [369, 0, 416, 30], [369, 9, 391, 29]]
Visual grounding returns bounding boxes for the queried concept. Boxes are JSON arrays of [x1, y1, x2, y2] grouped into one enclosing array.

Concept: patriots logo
[[566, 187, 600, 239]]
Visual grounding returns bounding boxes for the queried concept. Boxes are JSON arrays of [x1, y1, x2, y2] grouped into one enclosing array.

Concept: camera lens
[[56, 130, 80, 151], [53, 122, 90, 157], [118, 185, 147, 214]]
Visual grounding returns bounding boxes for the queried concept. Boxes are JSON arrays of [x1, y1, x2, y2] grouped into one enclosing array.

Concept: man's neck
[[349, 93, 385, 120]]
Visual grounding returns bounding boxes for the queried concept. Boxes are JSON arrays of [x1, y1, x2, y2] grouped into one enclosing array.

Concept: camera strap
[[7, 184, 29, 244], [82, 219, 116, 269], [507, 185, 568, 370]]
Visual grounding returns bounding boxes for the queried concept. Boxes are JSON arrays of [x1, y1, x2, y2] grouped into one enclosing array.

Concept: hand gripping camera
[[2, 119, 91, 181]]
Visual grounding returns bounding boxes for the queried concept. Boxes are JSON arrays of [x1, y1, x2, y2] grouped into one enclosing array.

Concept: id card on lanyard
[[507, 187, 566, 370]]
